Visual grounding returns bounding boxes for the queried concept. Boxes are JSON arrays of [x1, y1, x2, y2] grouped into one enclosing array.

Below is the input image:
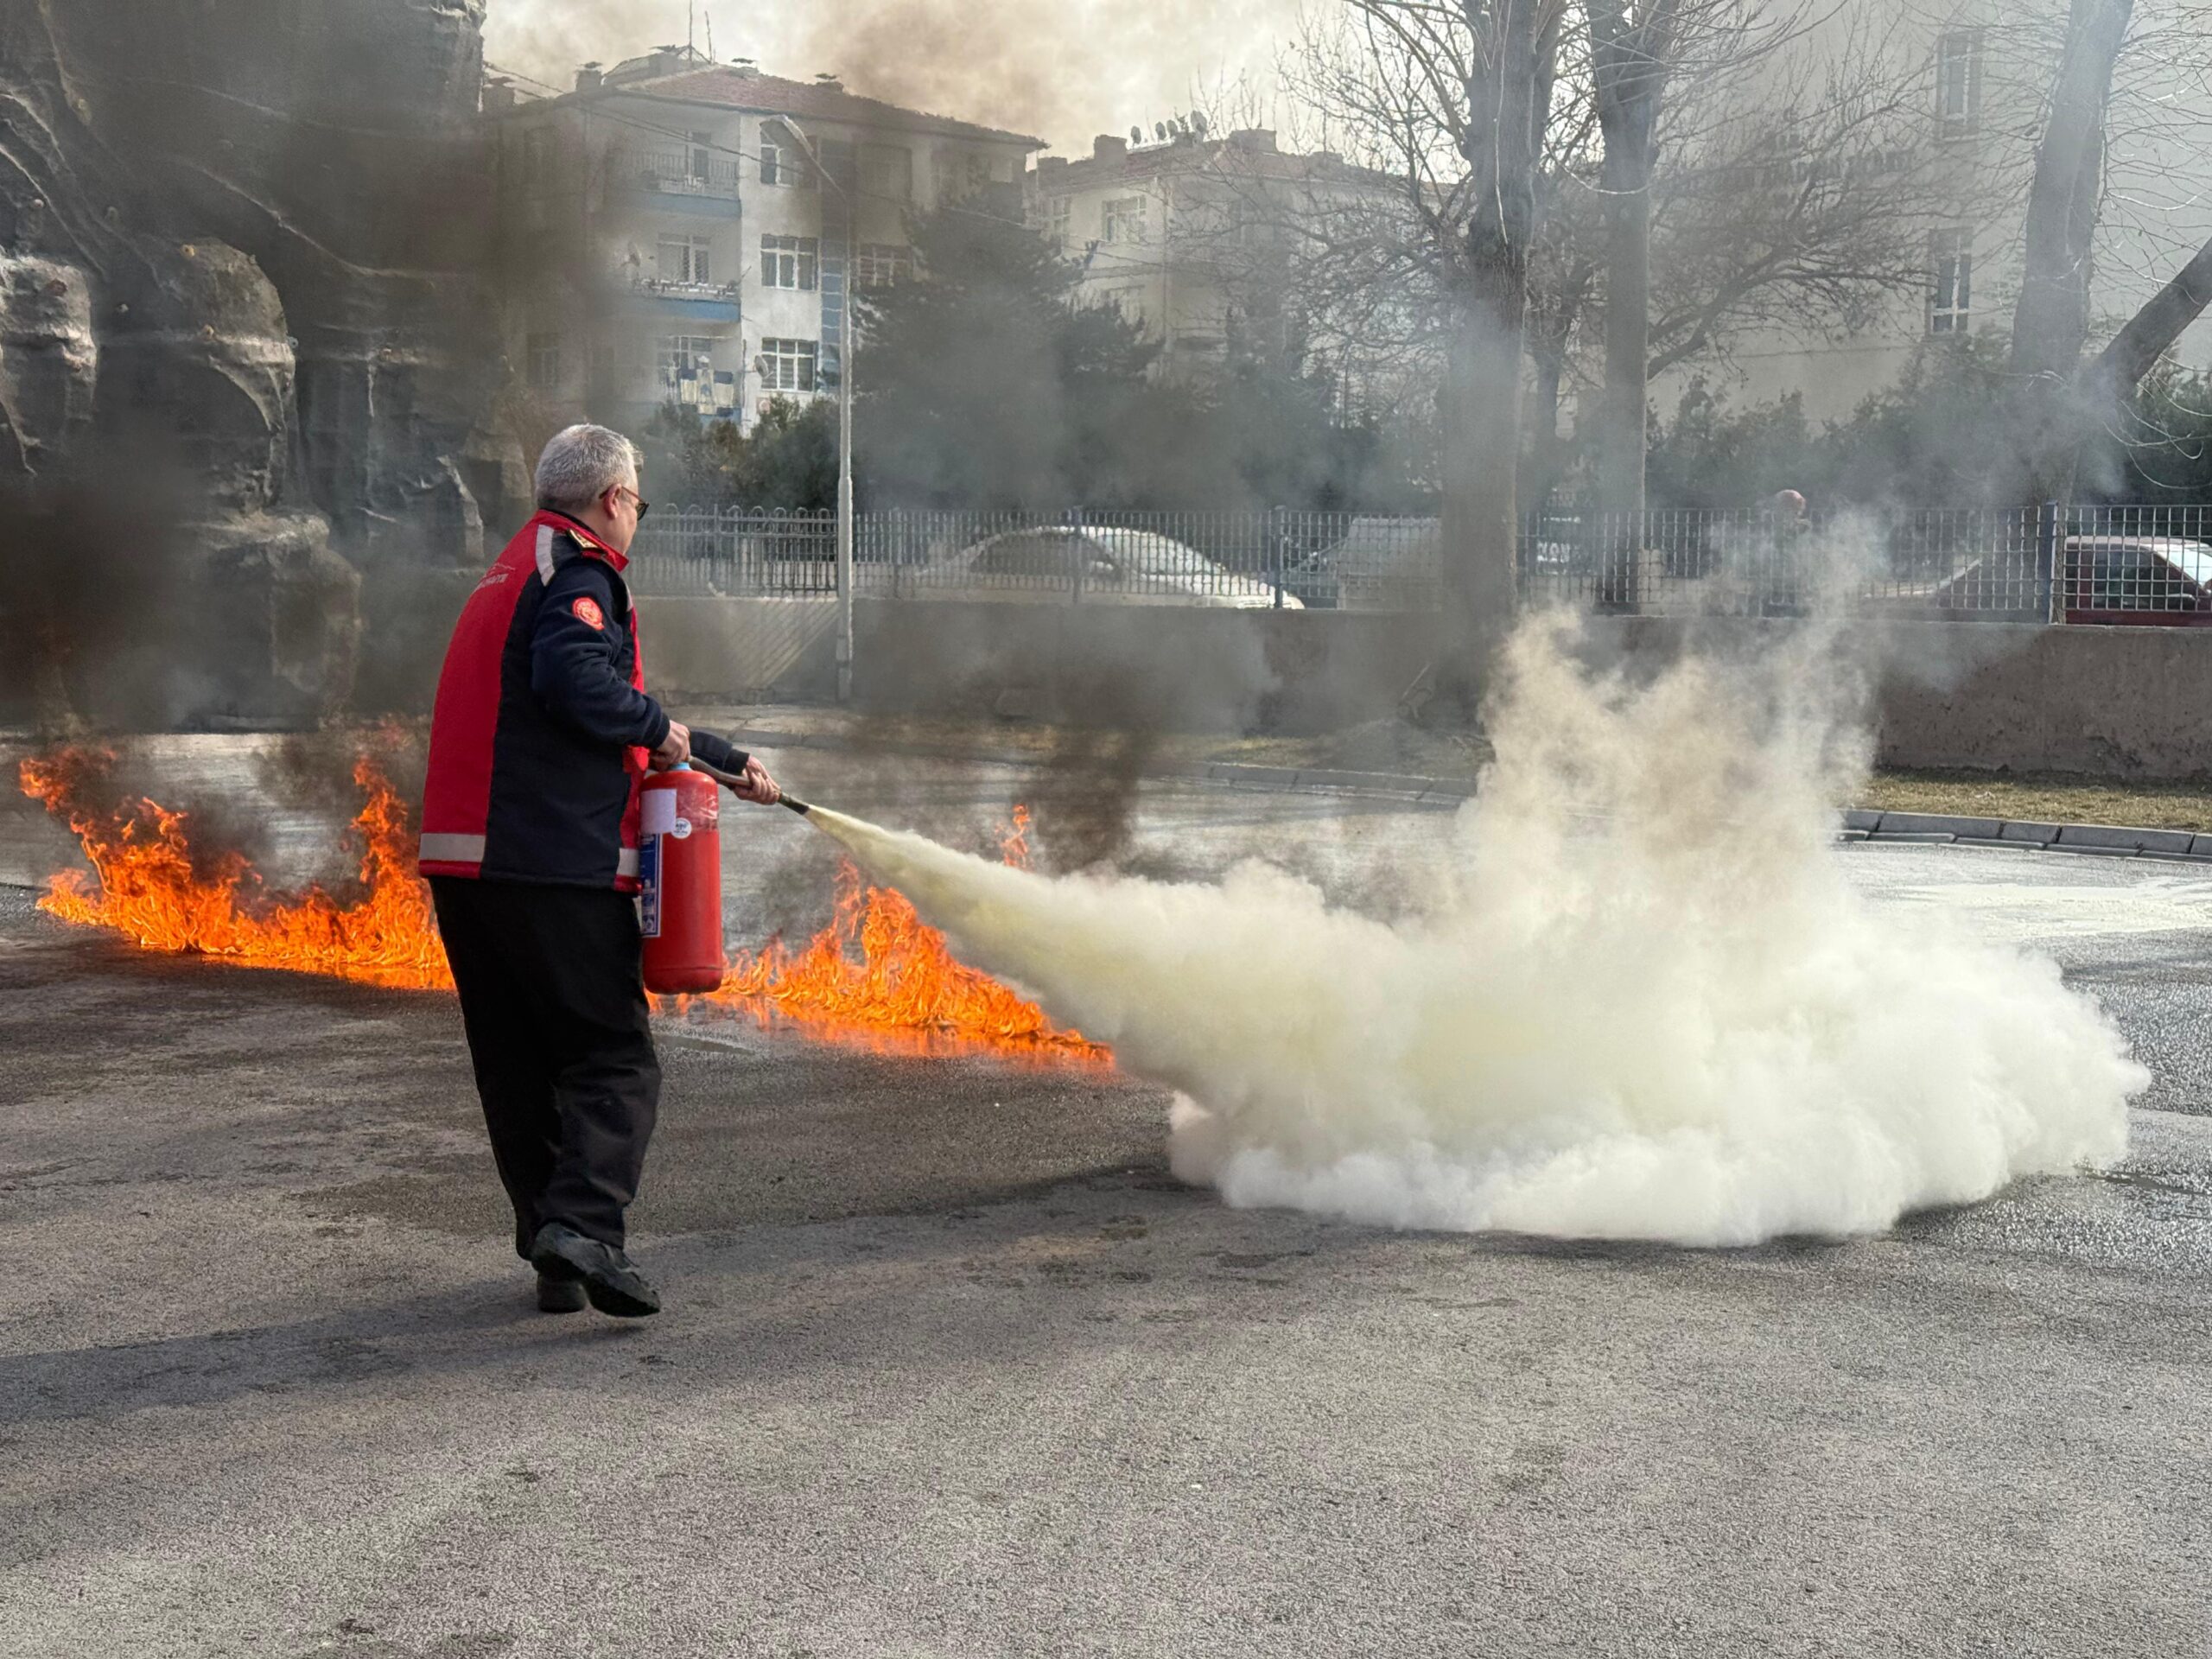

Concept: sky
[[481, 0, 1309, 155]]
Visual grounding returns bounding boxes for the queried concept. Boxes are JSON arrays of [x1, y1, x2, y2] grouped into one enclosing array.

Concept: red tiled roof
[[607, 67, 1046, 149]]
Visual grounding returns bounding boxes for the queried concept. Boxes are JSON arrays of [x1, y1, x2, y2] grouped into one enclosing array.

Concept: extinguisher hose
[[687, 757, 811, 817]]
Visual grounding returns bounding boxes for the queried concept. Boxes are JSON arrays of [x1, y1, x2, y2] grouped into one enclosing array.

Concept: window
[[526, 332, 563, 391], [761, 234, 819, 290], [1929, 228, 1973, 333], [661, 335, 728, 410], [1103, 195, 1147, 244], [975, 533, 1091, 581], [660, 334, 716, 380], [688, 129, 712, 182], [760, 124, 813, 188], [968, 153, 994, 191], [758, 337, 818, 393], [657, 234, 712, 286], [1048, 195, 1071, 246], [855, 243, 913, 288], [1937, 29, 1983, 140], [861, 143, 913, 202]]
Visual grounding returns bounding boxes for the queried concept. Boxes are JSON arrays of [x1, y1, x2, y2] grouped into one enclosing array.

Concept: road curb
[[725, 724, 2212, 865], [1847, 808, 2212, 861]]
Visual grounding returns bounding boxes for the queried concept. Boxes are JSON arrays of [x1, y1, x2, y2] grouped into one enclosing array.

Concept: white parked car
[[924, 526, 1305, 609]]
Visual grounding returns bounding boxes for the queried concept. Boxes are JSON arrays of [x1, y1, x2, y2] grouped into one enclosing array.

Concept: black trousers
[[429, 877, 661, 1255]]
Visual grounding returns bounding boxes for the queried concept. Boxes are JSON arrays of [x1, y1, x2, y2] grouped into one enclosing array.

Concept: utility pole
[[779, 117, 856, 702]]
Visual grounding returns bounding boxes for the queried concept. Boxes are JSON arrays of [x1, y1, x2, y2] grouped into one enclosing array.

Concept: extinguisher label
[[671, 817, 693, 840], [638, 836, 663, 938]]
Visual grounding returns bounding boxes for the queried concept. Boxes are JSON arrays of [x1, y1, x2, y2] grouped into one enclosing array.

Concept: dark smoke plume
[[0, 446, 200, 738]]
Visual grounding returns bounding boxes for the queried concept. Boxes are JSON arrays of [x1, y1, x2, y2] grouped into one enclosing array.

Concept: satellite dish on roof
[[1129, 124, 1143, 145], [1154, 122, 1167, 142], [1192, 111, 1210, 136]]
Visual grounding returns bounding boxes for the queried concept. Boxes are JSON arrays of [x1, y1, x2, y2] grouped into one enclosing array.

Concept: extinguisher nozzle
[[779, 797, 812, 817]]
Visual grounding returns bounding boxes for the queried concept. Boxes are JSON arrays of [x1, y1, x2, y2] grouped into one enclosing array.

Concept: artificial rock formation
[[0, 0, 512, 728]]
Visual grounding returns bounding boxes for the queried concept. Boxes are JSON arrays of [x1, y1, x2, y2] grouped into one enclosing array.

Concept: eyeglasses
[[610, 486, 651, 519]]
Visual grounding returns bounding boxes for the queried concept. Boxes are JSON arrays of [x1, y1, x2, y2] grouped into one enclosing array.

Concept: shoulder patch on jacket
[[572, 595, 607, 630]]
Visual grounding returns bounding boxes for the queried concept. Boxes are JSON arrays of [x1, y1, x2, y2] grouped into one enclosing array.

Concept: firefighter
[[418, 423, 781, 1318]]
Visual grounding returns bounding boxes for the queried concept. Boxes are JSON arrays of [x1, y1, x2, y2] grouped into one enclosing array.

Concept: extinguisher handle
[[690, 756, 810, 815]]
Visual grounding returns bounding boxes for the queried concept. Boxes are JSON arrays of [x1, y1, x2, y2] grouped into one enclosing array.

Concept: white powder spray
[[805, 611, 2142, 1246]]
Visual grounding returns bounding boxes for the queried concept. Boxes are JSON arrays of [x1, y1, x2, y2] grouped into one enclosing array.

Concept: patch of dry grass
[[1856, 770, 2212, 833]]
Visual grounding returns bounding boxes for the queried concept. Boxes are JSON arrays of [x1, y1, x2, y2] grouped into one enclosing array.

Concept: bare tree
[[1998, 0, 2212, 498], [1509, 11, 1943, 523], [1264, 0, 1569, 669]]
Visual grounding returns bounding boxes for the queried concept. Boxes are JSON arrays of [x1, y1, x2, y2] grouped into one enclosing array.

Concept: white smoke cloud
[[483, 0, 1297, 153], [802, 601, 2143, 1248]]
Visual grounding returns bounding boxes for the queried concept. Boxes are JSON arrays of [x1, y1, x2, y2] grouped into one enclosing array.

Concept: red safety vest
[[418, 512, 656, 891]]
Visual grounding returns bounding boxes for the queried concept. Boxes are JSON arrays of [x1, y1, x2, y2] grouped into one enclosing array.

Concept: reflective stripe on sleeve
[[536, 525, 557, 582], [418, 833, 488, 863]]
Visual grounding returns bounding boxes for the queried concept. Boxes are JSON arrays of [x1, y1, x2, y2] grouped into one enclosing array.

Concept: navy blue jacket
[[421, 512, 746, 889]]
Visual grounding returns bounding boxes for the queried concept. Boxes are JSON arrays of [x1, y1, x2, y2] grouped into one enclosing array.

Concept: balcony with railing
[[630, 147, 744, 205], [620, 270, 742, 315]]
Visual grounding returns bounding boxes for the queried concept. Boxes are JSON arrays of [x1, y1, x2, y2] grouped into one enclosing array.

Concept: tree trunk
[[1597, 142, 1653, 515], [2078, 231, 2212, 411], [1441, 262, 1529, 670], [1436, 0, 1562, 691], [1521, 289, 1579, 509], [2009, 0, 2134, 500], [2017, 230, 2212, 485], [1593, 125, 1656, 607], [1587, 0, 1678, 608]]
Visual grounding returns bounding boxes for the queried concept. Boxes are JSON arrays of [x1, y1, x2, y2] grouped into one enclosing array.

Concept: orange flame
[[699, 807, 1109, 1063], [17, 746, 453, 989], [19, 752, 1107, 1065]]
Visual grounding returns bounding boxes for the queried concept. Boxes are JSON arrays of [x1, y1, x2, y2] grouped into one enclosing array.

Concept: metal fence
[[626, 508, 1444, 610], [626, 502, 2212, 623]]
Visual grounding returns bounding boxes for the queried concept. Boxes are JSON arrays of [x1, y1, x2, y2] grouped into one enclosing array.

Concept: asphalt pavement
[[2, 744, 2209, 1658]]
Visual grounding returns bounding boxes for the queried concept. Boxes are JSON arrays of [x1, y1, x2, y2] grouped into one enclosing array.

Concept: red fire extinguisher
[[639, 766, 725, 994]]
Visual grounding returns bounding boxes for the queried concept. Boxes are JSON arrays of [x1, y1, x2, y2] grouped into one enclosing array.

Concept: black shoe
[[536, 1273, 588, 1314], [529, 1222, 661, 1318]]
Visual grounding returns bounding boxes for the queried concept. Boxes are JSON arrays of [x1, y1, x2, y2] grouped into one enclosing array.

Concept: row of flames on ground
[[16, 748, 1109, 1066]]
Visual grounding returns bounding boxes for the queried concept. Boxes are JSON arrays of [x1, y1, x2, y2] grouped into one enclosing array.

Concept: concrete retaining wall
[[382, 592, 2212, 779], [1581, 615, 2212, 779], [1866, 621, 2212, 777]]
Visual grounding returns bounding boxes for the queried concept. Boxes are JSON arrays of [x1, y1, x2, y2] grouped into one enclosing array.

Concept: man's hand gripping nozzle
[[688, 757, 810, 816]]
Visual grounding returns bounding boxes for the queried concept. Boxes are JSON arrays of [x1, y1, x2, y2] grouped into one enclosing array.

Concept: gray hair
[[534, 423, 640, 514]]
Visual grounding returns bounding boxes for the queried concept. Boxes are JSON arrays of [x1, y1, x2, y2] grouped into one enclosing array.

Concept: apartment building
[[1655, 3, 2212, 423], [486, 46, 1042, 432], [1028, 126, 1403, 395]]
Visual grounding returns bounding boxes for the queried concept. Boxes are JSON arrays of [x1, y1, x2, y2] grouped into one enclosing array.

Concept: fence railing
[[630, 148, 744, 199], [625, 503, 2212, 623]]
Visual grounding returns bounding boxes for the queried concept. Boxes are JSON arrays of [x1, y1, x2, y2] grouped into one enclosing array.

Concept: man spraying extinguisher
[[418, 423, 782, 1319]]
